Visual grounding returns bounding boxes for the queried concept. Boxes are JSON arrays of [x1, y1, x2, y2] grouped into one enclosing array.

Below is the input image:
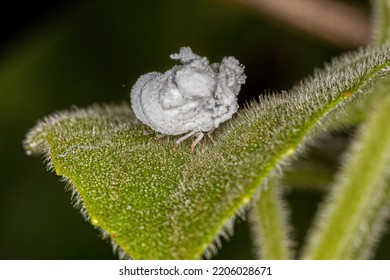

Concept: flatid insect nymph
[[130, 47, 246, 152]]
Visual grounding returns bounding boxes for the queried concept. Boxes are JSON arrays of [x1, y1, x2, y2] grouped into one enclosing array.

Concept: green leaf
[[302, 76, 390, 259], [24, 44, 390, 259]]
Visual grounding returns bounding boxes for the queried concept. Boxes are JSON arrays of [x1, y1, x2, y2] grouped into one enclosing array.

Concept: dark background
[[1, 0, 388, 259]]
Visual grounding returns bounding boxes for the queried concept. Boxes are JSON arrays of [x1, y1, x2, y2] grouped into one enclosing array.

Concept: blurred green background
[[1, 0, 388, 259]]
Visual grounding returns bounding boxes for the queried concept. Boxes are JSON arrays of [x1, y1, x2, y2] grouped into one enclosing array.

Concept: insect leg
[[175, 130, 197, 146], [191, 132, 204, 154], [206, 128, 215, 143]]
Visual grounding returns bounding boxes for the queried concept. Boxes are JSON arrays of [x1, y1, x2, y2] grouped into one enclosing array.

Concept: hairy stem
[[372, 0, 390, 44], [250, 174, 292, 259], [302, 82, 390, 259]]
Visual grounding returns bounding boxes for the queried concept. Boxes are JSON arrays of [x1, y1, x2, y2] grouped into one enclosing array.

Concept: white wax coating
[[130, 47, 246, 136]]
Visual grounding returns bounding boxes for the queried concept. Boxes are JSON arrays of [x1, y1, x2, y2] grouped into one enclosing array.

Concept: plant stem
[[250, 174, 291, 259], [372, 0, 390, 44], [302, 90, 390, 259], [350, 183, 390, 259]]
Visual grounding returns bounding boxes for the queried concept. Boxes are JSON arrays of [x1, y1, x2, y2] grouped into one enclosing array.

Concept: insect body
[[130, 47, 246, 151]]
